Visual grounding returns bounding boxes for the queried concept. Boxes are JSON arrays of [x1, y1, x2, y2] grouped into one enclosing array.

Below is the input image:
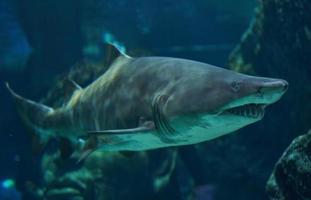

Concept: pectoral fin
[[87, 121, 155, 135], [77, 121, 155, 162]]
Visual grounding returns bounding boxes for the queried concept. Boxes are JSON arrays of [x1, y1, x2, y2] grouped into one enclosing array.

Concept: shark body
[[7, 45, 288, 155]]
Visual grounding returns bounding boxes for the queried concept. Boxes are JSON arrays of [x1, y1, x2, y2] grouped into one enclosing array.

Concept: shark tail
[[6, 82, 54, 153]]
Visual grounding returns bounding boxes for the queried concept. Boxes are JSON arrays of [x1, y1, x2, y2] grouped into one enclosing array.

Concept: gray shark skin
[[7, 45, 288, 156]]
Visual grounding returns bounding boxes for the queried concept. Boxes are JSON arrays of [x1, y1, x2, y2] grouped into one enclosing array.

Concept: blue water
[[1, 0, 308, 200]]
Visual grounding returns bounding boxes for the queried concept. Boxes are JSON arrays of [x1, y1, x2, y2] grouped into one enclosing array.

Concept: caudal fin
[[6, 82, 54, 152]]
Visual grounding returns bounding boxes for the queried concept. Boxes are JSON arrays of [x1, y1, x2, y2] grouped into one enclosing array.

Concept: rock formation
[[266, 130, 311, 200]]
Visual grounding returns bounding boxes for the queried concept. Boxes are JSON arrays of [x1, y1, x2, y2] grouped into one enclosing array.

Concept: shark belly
[[96, 132, 173, 151], [96, 124, 242, 151]]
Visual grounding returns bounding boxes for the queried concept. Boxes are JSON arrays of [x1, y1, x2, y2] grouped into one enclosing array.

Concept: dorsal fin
[[61, 78, 82, 105], [64, 78, 82, 92], [103, 42, 131, 67]]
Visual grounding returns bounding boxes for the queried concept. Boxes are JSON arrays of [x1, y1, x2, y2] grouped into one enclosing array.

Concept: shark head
[[161, 65, 288, 142]]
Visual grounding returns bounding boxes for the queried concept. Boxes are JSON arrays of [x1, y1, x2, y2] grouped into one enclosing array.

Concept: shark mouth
[[223, 103, 266, 119]]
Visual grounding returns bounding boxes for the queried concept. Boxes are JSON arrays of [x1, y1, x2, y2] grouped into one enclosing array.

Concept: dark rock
[[266, 130, 311, 200]]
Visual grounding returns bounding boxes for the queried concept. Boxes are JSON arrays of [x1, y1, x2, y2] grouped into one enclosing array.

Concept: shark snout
[[259, 79, 288, 94], [252, 78, 288, 105]]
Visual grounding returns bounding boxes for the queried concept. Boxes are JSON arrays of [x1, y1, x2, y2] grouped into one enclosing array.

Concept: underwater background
[[0, 0, 310, 199]]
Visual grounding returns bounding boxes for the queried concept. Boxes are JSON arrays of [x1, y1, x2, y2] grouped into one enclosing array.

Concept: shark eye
[[231, 81, 241, 92]]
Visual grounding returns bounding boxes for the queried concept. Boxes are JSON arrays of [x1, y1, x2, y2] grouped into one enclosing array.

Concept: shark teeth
[[224, 103, 265, 119]]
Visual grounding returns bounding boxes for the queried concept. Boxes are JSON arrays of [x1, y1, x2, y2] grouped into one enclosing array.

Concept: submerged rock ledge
[[266, 130, 311, 200]]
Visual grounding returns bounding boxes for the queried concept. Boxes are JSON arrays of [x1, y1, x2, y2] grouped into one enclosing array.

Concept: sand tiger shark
[[7, 44, 288, 158]]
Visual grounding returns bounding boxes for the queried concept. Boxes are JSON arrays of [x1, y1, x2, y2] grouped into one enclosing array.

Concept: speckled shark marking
[[7, 44, 288, 158]]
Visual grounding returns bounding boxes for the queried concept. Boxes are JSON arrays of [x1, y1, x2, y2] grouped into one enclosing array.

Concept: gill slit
[[152, 95, 177, 143]]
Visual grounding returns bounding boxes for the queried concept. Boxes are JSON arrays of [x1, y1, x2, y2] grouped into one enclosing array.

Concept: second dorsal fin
[[104, 42, 131, 67], [63, 78, 82, 96], [65, 78, 82, 91], [60, 78, 83, 105]]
